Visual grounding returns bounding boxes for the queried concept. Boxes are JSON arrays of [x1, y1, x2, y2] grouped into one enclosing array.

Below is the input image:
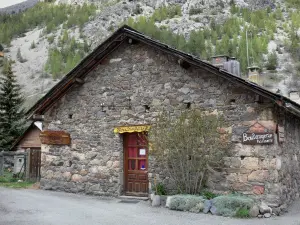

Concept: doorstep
[[119, 195, 149, 201]]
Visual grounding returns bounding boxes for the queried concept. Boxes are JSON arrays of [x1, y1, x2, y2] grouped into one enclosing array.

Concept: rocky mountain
[[0, 0, 299, 108]]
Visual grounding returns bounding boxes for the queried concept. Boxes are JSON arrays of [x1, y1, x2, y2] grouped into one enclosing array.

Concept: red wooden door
[[124, 132, 148, 196]]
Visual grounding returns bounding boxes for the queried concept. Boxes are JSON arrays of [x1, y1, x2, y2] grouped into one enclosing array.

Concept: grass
[[0, 182, 35, 188], [0, 170, 34, 189]]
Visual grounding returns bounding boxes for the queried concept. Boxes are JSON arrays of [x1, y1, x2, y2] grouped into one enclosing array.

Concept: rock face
[[0, 0, 38, 14], [38, 34, 300, 212]]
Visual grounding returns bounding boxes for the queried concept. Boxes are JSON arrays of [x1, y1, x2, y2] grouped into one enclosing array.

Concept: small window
[[19, 158, 22, 162]]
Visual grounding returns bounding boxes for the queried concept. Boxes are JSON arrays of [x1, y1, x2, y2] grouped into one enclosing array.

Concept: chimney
[[289, 91, 300, 104], [211, 55, 230, 69], [247, 66, 261, 85], [211, 55, 241, 77]]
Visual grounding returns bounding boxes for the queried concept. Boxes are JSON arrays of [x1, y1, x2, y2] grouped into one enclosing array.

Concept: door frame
[[123, 132, 149, 196]]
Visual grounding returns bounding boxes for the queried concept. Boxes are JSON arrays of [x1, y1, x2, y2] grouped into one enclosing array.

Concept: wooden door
[[29, 148, 41, 181], [124, 132, 148, 196]]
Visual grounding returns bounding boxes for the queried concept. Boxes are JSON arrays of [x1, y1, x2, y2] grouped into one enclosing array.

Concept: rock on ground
[[249, 205, 260, 217]]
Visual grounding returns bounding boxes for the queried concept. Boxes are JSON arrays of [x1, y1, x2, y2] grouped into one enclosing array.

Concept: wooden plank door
[[124, 132, 148, 196], [29, 148, 41, 181]]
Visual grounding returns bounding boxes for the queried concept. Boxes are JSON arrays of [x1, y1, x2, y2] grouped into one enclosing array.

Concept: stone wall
[[39, 40, 300, 210]]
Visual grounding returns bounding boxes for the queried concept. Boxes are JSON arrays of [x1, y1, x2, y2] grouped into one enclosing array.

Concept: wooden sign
[[40, 131, 71, 145], [242, 132, 274, 145]]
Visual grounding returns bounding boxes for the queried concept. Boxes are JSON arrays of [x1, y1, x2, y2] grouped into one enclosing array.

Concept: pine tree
[[0, 61, 26, 150]]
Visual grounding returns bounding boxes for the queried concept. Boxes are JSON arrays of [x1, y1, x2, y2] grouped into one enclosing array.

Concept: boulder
[[249, 205, 260, 217], [203, 200, 212, 214], [264, 213, 271, 218], [165, 196, 173, 208], [152, 195, 161, 207], [150, 193, 155, 201], [259, 202, 272, 214], [210, 205, 218, 215]]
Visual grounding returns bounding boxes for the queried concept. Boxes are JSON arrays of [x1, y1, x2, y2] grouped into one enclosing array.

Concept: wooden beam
[[32, 114, 44, 121]]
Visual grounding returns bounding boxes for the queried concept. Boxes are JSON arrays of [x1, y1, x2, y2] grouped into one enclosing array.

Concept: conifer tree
[[0, 61, 25, 150]]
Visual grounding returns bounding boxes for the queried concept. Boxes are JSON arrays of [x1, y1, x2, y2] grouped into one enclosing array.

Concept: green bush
[[169, 195, 205, 213], [189, 7, 203, 15], [202, 190, 218, 200], [153, 183, 167, 195], [212, 195, 254, 217], [266, 51, 278, 70], [152, 5, 182, 22], [0, 171, 18, 183], [236, 208, 250, 218]]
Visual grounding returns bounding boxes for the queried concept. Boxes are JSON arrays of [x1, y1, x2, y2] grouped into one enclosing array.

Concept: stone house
[[27, 26, 300, 211]]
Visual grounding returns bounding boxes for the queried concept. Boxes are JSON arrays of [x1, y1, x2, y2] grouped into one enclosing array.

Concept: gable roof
[[26, 25, 300, 118], [10, 122, 38, 151]]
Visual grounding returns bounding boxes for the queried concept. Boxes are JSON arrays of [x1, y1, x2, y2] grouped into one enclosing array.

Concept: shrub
[[202, 190, 218, 200], [212, 195, 254, 217], [266, 51, 278, 70], [16, 48, 27, 63], [153, 183, 167, 195], [189, 7, 203, 15], [169, 195, 205, 213], [236, 208, 250, 218], [149, 110, 231, 194], [47, 35, 55, 44], [30, 41, 36, 49]]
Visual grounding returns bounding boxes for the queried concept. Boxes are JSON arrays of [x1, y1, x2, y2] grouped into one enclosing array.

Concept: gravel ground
[[1, 187, 300, 225]]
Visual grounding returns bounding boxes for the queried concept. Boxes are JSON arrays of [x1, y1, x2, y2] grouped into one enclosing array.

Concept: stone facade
[[39, 40, 300, 211]]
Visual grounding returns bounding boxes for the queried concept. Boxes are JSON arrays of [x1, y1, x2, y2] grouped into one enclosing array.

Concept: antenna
[[250, 32, 254, 66], [246, 30, 250, 67]]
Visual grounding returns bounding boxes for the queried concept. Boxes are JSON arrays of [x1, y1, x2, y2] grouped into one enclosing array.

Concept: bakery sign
[[242, 132, 274, 145], [40, 131, 71, 145]]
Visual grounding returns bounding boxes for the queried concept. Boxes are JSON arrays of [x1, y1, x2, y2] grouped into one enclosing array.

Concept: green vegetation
[[0, 60, 26, 150], [285, 0, 300, 8], [284, 10, 300, 62], [45, 32, 91, 79], [189, 7, 203, 15], [0, 2, 97, 45], [201, 190, 218, 200], [212, 195, 254, 217], [169, 195, 205, 213], [16, 48, 27, 63], [153, 183, 167, 195], [266, 51, 278, 70], [235, 208, 250, 218], [152, 4, 182, 22], [0, 170, 34, 188], [126, 5, 281, 75]]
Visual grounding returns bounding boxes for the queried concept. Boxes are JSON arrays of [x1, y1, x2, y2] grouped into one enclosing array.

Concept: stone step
[[119, 195, 149, 201]]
